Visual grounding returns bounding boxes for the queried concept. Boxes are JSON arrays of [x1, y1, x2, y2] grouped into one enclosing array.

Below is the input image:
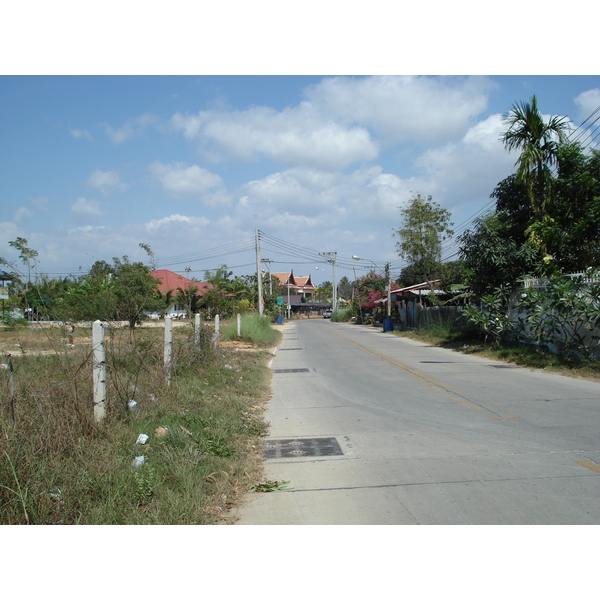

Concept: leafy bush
[[221, 312, 281, 346], [460, 288, 515, 345], [331, 306, 356, 322], [514, 272, 600, 359]]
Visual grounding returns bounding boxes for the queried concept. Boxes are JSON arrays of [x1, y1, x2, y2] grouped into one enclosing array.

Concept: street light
[[352, 255, 378, 270]]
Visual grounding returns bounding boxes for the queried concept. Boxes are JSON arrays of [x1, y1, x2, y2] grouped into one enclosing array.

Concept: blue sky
[[2, 74, 599, 286]]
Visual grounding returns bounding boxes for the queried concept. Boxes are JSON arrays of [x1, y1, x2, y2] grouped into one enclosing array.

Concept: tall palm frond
[[500, 95, 570, 219]]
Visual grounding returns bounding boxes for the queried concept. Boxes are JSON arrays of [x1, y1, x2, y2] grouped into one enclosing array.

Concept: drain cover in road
[[263, 437, 343, 459], [273, 368, 310, 373]]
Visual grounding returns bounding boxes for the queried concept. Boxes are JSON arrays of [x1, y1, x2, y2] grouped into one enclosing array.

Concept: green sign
[[276, 296, 283, 305]]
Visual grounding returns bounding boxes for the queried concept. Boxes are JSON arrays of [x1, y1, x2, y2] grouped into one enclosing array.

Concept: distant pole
[[164, 316, 173, 387], [255, 229, 264, 316], [92, 320, 106, 422], [237, 313, 241, 337], [320, 252, 338, 313]]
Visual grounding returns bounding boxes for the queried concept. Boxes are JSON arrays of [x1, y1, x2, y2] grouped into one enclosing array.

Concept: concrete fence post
[[92, 320, 106, 423], [164, 316, 173, 387], [194, 313, 201, 349], [237, 313, 241, 337], [7, 354, 15, 426], [213, 314, 220, 350]]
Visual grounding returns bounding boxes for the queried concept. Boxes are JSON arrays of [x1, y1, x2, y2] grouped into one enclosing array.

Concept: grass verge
[[0, 321, 278, 524]]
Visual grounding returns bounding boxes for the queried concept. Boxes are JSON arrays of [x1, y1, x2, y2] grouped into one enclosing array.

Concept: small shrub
[[221, 313, 281, 346], [331, 306, 356, 322]]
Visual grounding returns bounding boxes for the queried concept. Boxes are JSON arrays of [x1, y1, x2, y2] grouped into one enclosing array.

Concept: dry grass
[[0, 321, 275, 524]]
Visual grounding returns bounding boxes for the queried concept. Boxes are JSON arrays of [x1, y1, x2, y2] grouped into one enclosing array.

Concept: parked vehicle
[[323, 310, 332, 318]]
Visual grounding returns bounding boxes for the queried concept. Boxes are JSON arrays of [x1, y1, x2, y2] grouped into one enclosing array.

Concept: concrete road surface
[[234, 320, 600, 524]]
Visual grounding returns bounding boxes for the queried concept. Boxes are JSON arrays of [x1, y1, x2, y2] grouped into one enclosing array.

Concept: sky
[[2, 74, 599, 287], [1, 3, 599, 289]]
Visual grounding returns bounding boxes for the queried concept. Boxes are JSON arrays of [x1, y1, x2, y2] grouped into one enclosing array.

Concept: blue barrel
[[277, 316, 283, 324], [383, 318, 394, 332]]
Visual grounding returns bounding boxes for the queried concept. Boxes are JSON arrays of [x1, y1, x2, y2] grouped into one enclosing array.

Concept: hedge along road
[[234, 319, 600, 525]]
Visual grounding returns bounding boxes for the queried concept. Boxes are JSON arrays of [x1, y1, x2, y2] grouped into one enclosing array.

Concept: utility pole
[[261, 258, 273, 295], [255, 229, 264, 316], [320, 252, 338, 313], [385, 262, 391, 318]]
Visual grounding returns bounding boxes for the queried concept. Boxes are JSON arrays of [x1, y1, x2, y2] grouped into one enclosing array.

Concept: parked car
[[323, 310, 332, 318]]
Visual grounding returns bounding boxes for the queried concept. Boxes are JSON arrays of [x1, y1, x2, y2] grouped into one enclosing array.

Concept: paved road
[[234, 320, 600, 524]]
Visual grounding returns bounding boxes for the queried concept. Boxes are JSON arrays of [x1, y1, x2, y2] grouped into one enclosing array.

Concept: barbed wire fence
[[1, 313, 221, 430]]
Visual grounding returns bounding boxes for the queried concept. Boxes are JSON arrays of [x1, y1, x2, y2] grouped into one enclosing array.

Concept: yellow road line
[[575, 459, 600, 473]]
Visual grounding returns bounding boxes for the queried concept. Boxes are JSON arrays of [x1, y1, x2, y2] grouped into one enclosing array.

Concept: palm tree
[[500, 95, 570, 222]]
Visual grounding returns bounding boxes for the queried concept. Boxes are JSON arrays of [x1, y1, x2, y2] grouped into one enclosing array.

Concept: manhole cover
[[263, 437, 343, 459], [272, 368, 310, 373], [488, 365, 519, 369], [278, 348, 302, 351]]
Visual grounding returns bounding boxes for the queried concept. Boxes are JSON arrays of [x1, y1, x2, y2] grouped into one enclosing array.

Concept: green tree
[[550, 144, 600, 271], [458, 211, 540, 297], [436, 260, 468, 289], [352, 272, 386, 322], [174, 284, 200, 318], [0, 237, 38, 293], [62, 257, 162, 328], [394, 192, 454, 283], [337, 276, 353, 301], [500, 95, 570, 254], [9, 237, 38, 290], [24, 275, 72, 320], [111, 257, 162, 328], [315, 281, 333, 303]]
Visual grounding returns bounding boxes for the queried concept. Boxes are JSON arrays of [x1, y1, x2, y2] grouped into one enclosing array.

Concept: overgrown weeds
[[0, 321, 273, 524], [221, 313, 282, 347]]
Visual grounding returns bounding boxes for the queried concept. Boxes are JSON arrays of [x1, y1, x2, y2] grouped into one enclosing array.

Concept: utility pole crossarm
[[320, 252, 338, 313]]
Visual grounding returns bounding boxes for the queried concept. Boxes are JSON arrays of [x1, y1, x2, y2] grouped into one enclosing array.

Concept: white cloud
[[574, 88, 600, 122], [87, 169, 128, 194], [171, 104, 378, 170], [149, 161, 229, 208], [238, 165, 413, 230], [68, 225, 106, 235], [71, 129, 94, 142], [14, 207, 33, 223], [413, 113, 515, 217], [103, 113, 158, 144], [71, 197, 103, 218], [304, 75, 497, 145], [150, 162, 223, 196], [145, 213, 211, 232]]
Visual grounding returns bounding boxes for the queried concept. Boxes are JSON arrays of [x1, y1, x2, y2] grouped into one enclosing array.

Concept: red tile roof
[[150, 270, 211, 296], [272, 271, 315, 292]]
